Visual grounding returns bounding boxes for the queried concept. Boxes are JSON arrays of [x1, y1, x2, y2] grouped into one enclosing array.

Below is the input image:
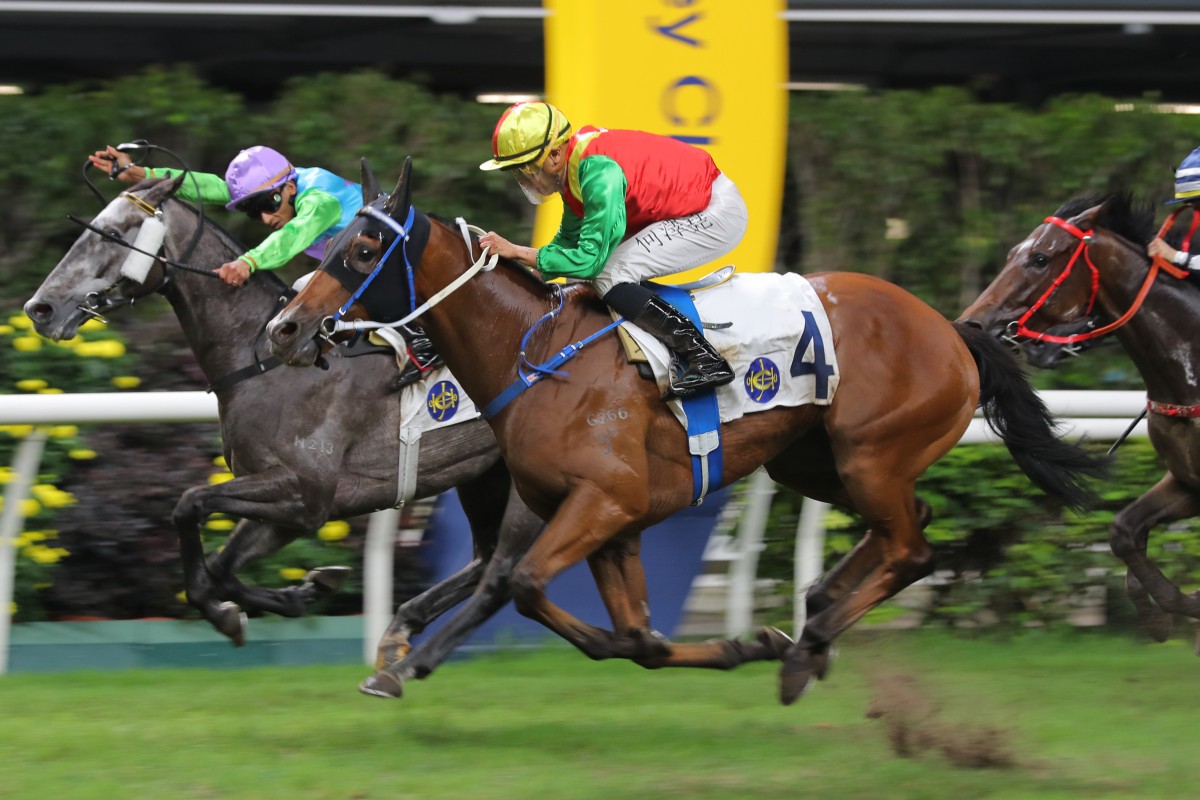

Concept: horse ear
[[360, 157, 383, 203], [384, 157, 413, 218], [143, 172, 186, 205]]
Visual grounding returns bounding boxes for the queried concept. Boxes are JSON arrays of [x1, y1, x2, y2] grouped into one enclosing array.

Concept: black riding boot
[[606, 283, 734, 399], [394, 325, 443, 387]]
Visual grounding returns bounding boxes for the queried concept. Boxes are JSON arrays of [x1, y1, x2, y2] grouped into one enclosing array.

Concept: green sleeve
[[145, 168, 231, 206], [239, 188, 342, 272], [535, 156, 627, 280]]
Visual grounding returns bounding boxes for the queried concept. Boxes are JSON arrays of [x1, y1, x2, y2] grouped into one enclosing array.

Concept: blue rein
[[482, 283, 621, 419]]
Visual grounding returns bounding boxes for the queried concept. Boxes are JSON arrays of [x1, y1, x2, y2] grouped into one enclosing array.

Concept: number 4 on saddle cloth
[[619, 269, 841, 504]]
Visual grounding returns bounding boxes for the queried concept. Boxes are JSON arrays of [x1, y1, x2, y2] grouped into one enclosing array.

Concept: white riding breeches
[[592, 173, 749, 297]]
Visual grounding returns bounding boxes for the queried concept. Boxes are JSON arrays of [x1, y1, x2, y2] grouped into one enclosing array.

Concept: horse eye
[[1030, 252, 1051, 269], [104, 228, 122, 239]]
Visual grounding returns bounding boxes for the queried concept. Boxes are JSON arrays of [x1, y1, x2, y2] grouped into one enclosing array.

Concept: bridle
[[1008, 211, 1194, 345], [68, 140, 221, 320]]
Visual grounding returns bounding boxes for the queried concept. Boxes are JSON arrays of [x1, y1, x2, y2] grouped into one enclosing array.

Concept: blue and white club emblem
[[425, 380, 460, 422], [743, 357, 781, 404]]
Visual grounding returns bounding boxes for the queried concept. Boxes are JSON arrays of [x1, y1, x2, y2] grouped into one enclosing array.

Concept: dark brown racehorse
[[268, 160, 1103, 704], [960, 193, 1200, 644]]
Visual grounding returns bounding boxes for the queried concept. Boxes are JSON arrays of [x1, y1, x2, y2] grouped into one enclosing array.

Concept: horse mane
[[1052, 192, 1158, 249], [166, 196, 291, 295], [428, 213, 557, 295]]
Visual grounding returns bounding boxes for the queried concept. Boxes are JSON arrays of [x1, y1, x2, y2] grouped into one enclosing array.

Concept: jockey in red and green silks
[[478, 101, 749, 399]]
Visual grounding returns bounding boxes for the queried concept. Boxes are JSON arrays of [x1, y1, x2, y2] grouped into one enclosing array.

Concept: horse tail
[[953, 321, 1107, 510]]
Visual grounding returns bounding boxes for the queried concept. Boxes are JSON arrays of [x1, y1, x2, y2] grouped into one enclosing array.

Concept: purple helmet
[[223, 146, 297, 211]]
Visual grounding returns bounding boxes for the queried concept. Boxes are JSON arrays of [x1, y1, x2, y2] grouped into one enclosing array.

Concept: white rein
[[324, 217, 497, 335]]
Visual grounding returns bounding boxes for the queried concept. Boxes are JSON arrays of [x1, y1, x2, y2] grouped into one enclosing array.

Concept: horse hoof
[[359, 671, 405, 699], [304, 565, 353, 593], [756, 626, 795, 659], [778, 656, 816, 706], [215, 601, 248, 647]]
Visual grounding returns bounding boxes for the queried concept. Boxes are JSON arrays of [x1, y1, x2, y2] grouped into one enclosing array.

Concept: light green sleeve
[[145, 167, 231, 206], [535, 156, 627, 281], [239, 188, 341, 272]]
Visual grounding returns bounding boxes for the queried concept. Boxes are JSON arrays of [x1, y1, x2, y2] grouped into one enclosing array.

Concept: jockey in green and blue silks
[[90, 144, 361, 287]]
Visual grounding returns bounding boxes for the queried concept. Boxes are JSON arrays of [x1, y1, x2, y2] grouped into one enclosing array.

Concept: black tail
[[953, 322, 1107, 510]]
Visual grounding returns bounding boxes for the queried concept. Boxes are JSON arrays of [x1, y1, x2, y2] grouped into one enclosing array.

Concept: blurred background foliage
[[0, 67, 1191, 626]]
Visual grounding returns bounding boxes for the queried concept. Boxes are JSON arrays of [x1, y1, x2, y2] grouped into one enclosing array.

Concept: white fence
[[0, 390, 1148, 674]]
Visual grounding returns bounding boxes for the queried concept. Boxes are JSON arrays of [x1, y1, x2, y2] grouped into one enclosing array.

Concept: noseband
[[1010, 213, 1192, 345]]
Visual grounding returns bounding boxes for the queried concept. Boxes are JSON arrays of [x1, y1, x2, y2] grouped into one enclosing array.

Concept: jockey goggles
[[235, 189, 285, 219]]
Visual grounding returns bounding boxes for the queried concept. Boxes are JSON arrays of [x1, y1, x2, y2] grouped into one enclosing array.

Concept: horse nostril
[[271, 320, 298, 342], [23, 300, 51, 324]]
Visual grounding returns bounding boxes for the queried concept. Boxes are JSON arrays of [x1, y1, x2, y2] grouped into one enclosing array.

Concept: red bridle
[[1012, 211, 1194, 345]]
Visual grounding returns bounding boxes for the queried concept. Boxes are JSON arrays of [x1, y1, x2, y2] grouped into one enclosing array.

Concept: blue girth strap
[[653, 284, 723, 505]]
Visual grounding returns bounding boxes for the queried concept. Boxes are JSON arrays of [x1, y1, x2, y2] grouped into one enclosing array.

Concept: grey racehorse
[[24, 173, 543, 693]]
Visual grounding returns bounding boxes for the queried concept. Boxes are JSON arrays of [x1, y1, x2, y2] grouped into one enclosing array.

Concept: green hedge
[[0, 68, 1191, 627]]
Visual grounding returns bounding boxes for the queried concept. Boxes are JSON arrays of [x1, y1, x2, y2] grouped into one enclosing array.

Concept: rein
[[323, 215, 498, 336], [1011, 213, 1192, 345]]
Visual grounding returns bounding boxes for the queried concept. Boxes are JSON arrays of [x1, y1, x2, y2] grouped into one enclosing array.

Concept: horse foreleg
[[207, 519, 338, 618], [362, 486, 545, 699], [371, 558, 486, 671], [508, 483, 642, 660], [171, 469, 328, 644], [1109, 474, 1200, 639]]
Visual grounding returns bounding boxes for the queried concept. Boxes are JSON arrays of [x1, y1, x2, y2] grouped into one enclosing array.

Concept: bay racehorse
[[267, 159, 1104, 704], [24, 172, 546, 689], [960, 193, 1200, 644]]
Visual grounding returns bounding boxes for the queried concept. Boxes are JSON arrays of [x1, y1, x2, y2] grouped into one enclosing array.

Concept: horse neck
[[158, 203, 285, 387], [415, 220, 566, 404], [1098, 234, 1200, 402]]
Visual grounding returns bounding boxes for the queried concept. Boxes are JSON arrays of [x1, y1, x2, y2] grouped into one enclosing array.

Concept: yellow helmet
[[479, 101, 572, 172]]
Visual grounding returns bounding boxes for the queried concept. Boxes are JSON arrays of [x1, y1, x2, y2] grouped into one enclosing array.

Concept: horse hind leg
[[1109, 473, 1200, 641], [781, 485, 934, 705]]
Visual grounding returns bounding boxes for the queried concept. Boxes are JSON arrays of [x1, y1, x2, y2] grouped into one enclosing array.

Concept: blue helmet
[[1167, 146, 1200, 205]]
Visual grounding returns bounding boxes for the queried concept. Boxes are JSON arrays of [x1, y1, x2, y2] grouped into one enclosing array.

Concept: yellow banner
[[536, 0, 787, 277]]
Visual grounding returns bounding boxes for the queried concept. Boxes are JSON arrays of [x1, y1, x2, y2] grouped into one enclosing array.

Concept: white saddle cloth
[[621, 272, 840, 426]]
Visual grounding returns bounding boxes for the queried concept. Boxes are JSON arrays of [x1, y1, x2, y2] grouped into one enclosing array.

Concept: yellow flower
[[6, 314, 32, 330], [12, 336, 41, 352], [27, 545, 61, 564], [111, 375, 141, 389], [32, 485, 75, 509], [0, 425, 33, 438], [48, 425, 78, 439], [58, 335, 80, 346], [7, 601, 15, 617], [38, 388, 63, 395], [19, 498, 41, 517], [176, 590, 188, 604], [207, 472, 233, 485], [69, 448, 97, 460], [0, 467, 10, 484], [205, 518, 235, 531], [79, 318, 107, 332], [212, 455, 227, 468], [15, 378, 47, 391], [0, 324, 13, 335], [279, 567, 308, 581], [318, 520, 351, 542], [75, 340, 126, 358]]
